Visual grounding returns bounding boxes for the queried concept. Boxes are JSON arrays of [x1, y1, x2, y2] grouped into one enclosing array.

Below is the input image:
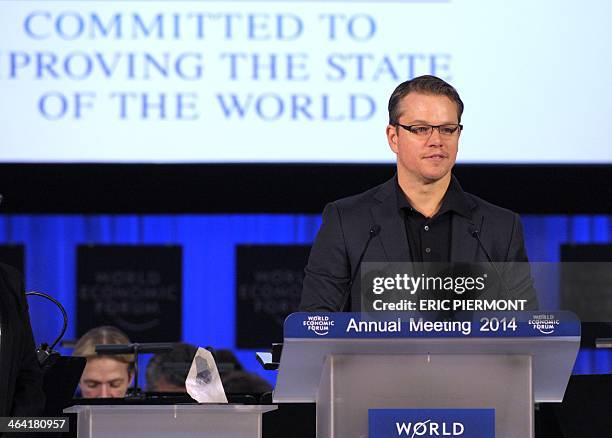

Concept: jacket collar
[[370, 174, 481, 262]]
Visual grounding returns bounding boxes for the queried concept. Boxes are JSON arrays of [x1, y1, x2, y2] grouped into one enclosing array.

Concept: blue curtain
[[1, 213, 611, 385]]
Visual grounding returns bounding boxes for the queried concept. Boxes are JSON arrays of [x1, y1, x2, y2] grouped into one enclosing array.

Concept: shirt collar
[[395, 175, 472, 218]]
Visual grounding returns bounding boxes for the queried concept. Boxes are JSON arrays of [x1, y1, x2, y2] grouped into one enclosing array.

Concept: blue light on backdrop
[[1, 214, 611, 385]]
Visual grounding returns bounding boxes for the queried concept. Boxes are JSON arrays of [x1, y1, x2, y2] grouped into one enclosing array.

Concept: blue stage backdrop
[[0, 214, 611, 386]]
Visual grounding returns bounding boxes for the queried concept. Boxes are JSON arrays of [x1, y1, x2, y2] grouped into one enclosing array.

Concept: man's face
[[386, 92, 460, 185], [79, 357, 132, 398]]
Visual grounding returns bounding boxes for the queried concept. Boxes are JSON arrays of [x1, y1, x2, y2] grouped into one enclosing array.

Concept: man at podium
[[300, 75, 538, 312]]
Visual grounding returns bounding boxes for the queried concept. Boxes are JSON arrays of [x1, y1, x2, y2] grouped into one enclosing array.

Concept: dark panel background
[[236, 245, 310, 349], [0, 244, 25, 273], [76, 245, 182, 342], [561, 244, 612, 347], [0, 164, 610, 214]]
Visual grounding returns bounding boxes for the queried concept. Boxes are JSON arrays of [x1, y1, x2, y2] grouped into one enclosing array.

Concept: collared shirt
[[396, 176, 472, 262]]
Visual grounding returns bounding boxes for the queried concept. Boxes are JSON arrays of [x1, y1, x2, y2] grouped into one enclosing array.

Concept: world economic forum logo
[[528, 314, 560, 335], [395, 420, 464, 437], [302, 315, 335, 336]]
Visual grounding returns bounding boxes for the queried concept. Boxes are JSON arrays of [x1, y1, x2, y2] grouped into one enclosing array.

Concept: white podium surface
[[275, 335, 579, 403], [64, 404, 277, 438]]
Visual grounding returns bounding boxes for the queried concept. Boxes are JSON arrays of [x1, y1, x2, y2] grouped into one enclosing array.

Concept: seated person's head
[[73, 326, 134, 398], [145, 343, 198, 393], [221, 371, 273, 394], [215, 348, 244, 377]]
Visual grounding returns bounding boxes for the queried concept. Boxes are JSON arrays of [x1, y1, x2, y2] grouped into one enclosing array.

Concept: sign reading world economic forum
[[369, 409, 495, 438], [286, 311, 580, 339]]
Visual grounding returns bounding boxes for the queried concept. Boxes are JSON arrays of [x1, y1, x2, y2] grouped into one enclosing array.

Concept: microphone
[[26, 291, 69, 369], [338, 225, 381, 312], [468, 224, 512, 299], [95, 343, 175, 355]]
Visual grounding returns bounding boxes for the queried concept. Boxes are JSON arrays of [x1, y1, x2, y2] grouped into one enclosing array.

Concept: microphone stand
[[339, 224, 381, 312], [26, 291, 69, 368]]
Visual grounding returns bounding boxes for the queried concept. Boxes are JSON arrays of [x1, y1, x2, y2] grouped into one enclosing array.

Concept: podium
[[64, 404, 277, 438], [274, 312, 580, 438]]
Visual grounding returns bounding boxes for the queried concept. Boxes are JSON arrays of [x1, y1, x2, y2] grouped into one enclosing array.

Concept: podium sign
[[275, 312, 580, 438], [369, 408, 495, 438], [290, 312, 579, 338]]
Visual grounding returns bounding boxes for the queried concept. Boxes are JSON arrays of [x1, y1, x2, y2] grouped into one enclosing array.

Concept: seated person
[[215, 348, 244, 377], [72, 326, 134, 398], [221, 371, 272, 395], [145, 342, 198, 393], [215, 348, 272, 395]]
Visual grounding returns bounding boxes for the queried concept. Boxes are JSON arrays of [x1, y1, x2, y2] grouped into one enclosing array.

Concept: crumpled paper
[[185, 347, 228, 403]]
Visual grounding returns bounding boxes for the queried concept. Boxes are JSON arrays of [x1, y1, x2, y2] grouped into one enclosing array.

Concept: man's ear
[[386, 124, 399, 154]]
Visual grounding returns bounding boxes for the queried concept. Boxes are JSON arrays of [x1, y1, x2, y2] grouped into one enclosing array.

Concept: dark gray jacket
[[0, 263, 45, 416], [300, 176, 538, 312]]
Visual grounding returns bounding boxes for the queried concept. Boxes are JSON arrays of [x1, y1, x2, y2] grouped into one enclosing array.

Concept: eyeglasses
[[394, 123, 463, 137]]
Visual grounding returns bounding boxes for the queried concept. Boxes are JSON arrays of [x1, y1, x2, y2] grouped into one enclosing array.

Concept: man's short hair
[[388, 75, 464, 124], [145, 342, 198, 391], [73, 325, 135, 372]]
